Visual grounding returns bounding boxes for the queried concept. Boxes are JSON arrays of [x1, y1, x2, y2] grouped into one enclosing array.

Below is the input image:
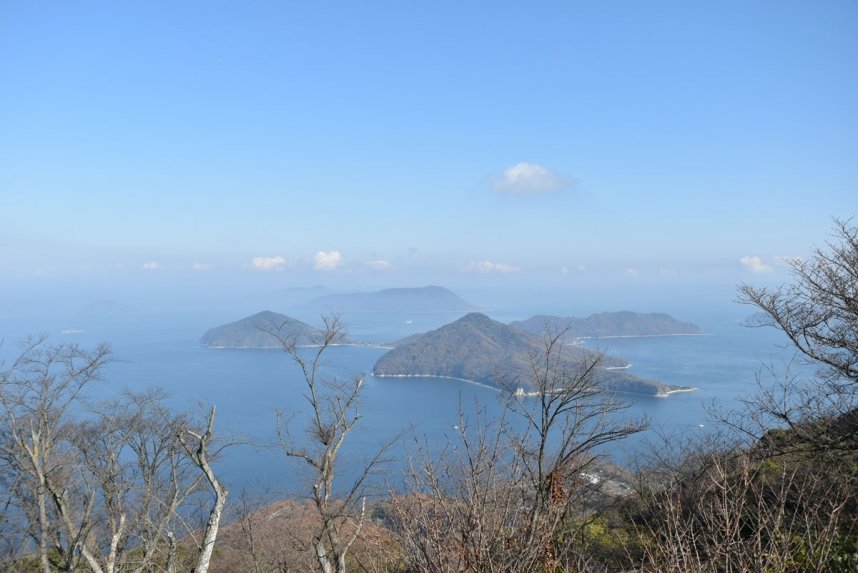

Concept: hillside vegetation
[[511, 311, 702, 338], [374, 312, 688, 396], [199, 311, 323, 348]]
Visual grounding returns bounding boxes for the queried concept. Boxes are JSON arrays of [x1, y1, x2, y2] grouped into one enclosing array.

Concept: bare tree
[[67, 390, 213, 573], [386, 405, 526, 573], [739, 218, 857, 384], [503, 328, 647, 569], [0, 338, 230, 573], [179, 405, 229, 573], [272, 314, 394, 573], [0, 336, 112, 573], [633, 436, 857, 573], [388, 325, 646, 572], [737, 218, 858, 454], [625, 219, 858, 572], [120, 392, 202, 573]]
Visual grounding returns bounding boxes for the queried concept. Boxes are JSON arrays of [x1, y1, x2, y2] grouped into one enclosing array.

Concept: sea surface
[[0, 307, 798, 495]]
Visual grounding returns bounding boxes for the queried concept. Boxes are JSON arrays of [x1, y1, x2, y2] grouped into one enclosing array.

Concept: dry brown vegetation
[[210, 498, 401, 573]]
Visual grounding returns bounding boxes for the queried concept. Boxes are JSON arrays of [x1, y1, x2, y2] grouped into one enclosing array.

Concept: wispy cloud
[[740, 255, 774, 273], [142, 262, 159, 270], [491, 162, 568, 195], [252, 256, 287, 271], [365, 260, 392, 270], [190, 262, 210, 271], [626, 267, 639, 277], [313, 250, 343, 271], [464, 260, 520, 273]]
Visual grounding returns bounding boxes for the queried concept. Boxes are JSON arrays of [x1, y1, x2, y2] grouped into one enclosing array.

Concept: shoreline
[[577, 333, 712, 340], [371, 373, 502, 393], [372, 373, 697, 399], [655, 386, 698, 398], [202, 342, 395, 350]]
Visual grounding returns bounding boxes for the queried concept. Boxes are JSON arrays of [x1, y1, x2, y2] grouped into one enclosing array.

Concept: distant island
[[373, 313, 692, 397], [510, 311, 702, 338], [301, 286, 477, 313], [200, 311, 323, 348]]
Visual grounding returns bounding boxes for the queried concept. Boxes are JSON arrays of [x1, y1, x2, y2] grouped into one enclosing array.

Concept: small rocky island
[[373, 313, 692, 397], [199, 311, 322, 348], [510, 311, 702, 338]]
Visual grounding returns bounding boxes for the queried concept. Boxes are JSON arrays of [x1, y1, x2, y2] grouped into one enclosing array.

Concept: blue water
[[0, 308, 796, 494]]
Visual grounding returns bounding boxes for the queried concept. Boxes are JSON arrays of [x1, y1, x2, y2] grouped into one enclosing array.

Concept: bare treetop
[[739, 218, 858, 384]]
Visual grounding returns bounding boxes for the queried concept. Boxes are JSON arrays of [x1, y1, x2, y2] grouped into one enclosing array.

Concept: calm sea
[[0, 307, 796, 495]]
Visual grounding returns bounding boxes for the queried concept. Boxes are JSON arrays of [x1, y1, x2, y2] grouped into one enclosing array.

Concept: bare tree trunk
[[180, 405, 228, 573], [196, 485, 227, 573], [271, 314, 394, 573], [36, 479, 51, 573], [165, 531, 178, 573], [0, 338, 113, 573]]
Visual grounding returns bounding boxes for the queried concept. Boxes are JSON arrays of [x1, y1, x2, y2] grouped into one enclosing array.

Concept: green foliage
[[577, 515, 637, 567]]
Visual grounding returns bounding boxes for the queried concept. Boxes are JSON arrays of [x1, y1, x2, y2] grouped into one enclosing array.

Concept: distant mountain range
[[510, 311, 702, 338], [373, 313, 690, 397], [301, 286, 477, 313], [199, 311, 323, 348]]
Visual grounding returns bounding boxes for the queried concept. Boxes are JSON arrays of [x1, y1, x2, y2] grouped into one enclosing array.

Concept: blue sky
[[1, 1, 856, 313]]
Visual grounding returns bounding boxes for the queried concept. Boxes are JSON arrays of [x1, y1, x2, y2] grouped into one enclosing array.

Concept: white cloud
[[740, 255, 774, 273], [464, 260, 520, 273], [252, 256, 287, 271], [313, 250, 343, 271], [491, 162, 567, 195], [365, 260, 392, 270], [626, 267, 639, 277], [191, 262, 210, 271], [142, 262, 159, 270], [560, 266, 569, 275], [577, 264, 586, 272]]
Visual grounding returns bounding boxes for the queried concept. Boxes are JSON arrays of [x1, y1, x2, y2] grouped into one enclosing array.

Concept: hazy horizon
[[2, 1, 856, 325]]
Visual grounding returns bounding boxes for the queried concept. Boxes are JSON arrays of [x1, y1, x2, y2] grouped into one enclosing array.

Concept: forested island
[[202, 308, 695, 397], [510, 311, 702, 338], [199, 311, 323, 348], [374, 312, 691, 397]]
